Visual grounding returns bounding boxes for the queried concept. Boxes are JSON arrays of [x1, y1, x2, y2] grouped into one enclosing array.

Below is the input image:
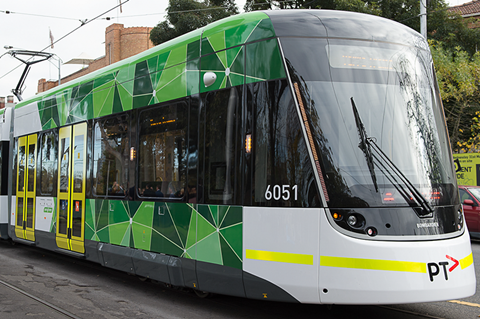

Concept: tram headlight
[[345, 213, 365, 229], [347, 215, 357, 227]]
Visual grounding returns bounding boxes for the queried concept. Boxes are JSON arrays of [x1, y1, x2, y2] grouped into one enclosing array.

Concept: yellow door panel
[[15, 136, 26, 239], [56, 126, 72, 248], [56, 123, 86, 254], [70, 123, 86, 253], [25, 134, 37, 241], [15, 134, 37, 242]]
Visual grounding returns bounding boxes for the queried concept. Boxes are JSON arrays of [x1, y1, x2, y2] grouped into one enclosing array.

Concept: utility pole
[[420, 0, 427, 39]]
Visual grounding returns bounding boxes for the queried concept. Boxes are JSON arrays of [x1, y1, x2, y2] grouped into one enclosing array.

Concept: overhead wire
[[3, 0, 450, 83], [0, 10, 80, 21], [0, 0, 131, 81]]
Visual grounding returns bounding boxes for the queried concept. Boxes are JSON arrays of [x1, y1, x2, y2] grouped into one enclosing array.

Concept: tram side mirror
[[204, 72, 217, 87]]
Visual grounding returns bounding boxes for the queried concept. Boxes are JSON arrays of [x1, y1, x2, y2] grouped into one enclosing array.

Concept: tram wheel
[[194, 289, 210, 298]]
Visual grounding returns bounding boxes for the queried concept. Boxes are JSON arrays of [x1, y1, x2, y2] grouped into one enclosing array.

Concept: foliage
[[244, 0, 380, 14], [243, 0, 480, 56], [429, 40, 480, 153], [455, 112, 480, 153], [150, 0, 238, 45]]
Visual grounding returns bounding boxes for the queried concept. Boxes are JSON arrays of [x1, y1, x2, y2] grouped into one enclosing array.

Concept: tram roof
[[16, 9, 425, 123]]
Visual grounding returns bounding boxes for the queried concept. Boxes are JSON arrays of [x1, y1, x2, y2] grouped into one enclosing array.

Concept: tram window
[[18, 145, 26, 192], [138, 102, 187, 200], [93, 115, 129, 198], [39, 131, 58, 196], [59, 137, 70, 193], [27, 144, 35, 192], [202, 87, 240, 205], [249, 79, 319, 207], [73, 135, 84, 193]]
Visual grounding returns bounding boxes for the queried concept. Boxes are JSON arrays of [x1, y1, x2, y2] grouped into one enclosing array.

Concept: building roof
[[448, 0, 480, 17]]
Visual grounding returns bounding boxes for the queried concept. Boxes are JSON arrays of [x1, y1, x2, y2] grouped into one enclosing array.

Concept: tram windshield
[[281, 37, 457, 208]]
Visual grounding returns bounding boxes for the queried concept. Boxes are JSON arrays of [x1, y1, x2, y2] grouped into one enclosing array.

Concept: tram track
[[0, 277, 82, 319], [379, 305, 446, 319]]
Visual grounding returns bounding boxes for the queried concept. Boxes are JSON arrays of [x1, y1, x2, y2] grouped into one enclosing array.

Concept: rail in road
[[0, 239, 479, 319], [0, 277, 81, 318]]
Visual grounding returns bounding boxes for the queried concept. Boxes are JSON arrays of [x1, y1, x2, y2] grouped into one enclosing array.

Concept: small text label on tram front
[[427, 255, 460, 282]]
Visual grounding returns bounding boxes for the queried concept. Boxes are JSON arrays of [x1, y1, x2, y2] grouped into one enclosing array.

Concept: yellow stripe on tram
[[246, 249, 314, 265], [320, 256, 427, 273], [460, 253, 473, 269]]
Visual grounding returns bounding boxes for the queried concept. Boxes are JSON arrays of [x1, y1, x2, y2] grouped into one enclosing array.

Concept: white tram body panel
[[14, 102, 42, 137], [243, 207, 475, 304], [318, 211, 475, 304], [10, 196, 15, 226], [35, 197, 55, 232], [0, 196, 7, 225], [243, 207, 321, 303]]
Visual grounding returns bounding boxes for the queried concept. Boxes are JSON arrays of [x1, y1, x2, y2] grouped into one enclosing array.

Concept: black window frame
[[92, 113, 130, 199], [37, 128, 59, 197], [137, 100, 189, 201]]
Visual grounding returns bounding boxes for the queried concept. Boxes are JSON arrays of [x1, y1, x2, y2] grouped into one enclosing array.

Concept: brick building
[[448, 0, 480, 29], [38, 23, 154, 93], [0, 96, 15, 109]]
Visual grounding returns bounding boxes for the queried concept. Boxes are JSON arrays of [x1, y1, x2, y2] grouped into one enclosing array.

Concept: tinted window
[[93, 115, 129, 197], [282, 37, 457, 208], [73, 134, 85, 194], [27, 144, 35, 192], [202, 88, 240, 205], [18, 145, 25, 192], [59, 137, 70, 193], [39, 131, 58, 196], [138, 102, 187, 199], [248, 79, 319, 207], [459, 189, 473, 203]]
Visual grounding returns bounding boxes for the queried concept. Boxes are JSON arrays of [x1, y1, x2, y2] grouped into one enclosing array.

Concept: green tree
[[150, 0, 238, 45], [377, 0, 480, 56], [429, 40, 480, 152], [244, 0, 380, 14], [243, 0, 480, 56]]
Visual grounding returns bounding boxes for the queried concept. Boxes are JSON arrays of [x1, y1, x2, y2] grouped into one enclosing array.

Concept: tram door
[[15, 134, 37, 241], [56, 123, 87, 254]]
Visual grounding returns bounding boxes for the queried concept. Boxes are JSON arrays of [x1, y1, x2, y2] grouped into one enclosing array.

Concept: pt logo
[[427, 255, 459, 282]]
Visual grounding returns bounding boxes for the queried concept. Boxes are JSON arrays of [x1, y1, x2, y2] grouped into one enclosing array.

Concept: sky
[[0, 0, 472, 102]]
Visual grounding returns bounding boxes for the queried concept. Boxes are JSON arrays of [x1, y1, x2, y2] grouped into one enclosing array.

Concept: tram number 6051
[[265, 185, 298, 201]]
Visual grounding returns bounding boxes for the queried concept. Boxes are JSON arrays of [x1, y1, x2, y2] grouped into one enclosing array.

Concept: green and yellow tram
[[0, 10, 475, 304]]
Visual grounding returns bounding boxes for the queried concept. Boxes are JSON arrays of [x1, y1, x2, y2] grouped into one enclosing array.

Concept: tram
[[0, 9, 475, 304]]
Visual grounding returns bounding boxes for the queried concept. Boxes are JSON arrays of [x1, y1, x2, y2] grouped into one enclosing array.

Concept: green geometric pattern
[[84, 200, 243, 269], [16, 12, 286, 131], [49, 197, 57, 233]]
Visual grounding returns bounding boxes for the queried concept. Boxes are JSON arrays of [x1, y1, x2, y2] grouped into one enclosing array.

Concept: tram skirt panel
[[243, 207, 320, 303], [318, 210, 476, 304]]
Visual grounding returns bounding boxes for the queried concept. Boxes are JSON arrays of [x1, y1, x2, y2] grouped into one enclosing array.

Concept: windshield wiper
[[351, 98, 378, 192], [351, 97, 433, 216]]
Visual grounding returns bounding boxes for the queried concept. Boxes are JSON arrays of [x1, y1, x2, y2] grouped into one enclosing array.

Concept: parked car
[[459, 185, 480, 239]]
